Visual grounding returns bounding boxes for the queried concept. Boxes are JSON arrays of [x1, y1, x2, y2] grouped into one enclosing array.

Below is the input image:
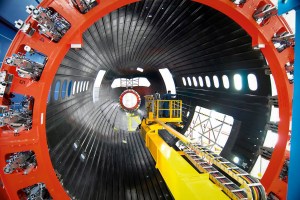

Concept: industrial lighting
[[233, 74, 242, 90], [253, 44, 265, 50], [222, 75, 230, 89], [247, 74, 258, 91], [80, 152, 86, 162], [137, 67, 144, 72], [233, 156, 240, 164], [73, 142, 79, 150], [187, 111, 190, 117]]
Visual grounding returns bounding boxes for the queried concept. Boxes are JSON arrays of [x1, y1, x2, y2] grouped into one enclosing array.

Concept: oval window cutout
[[222, 75, 229, 89], [68, 81, 73, 97], [54, 80, 61, 101], [80, 81, 83, 92], [73, 81, 76, 95], [248, 74, 258, 91], [213, 75, 219, 88], [187, 77, 192, 86], [234, 74, 242, 90], [193, 77, 198, 87], [182, 77, 187, 86], [61, 80, 67, 99], [198, 76, 204, 87], [205, 76, 211, 88], [83, 81, 86, 91], [76, 81, 80, 93]]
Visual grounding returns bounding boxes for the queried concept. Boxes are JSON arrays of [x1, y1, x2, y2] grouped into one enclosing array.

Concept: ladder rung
[[202, 166, 213, 169], [237, 173, 248, 176], [231, 189, 244, 192], [227, 167, 239, 170], [248, 183, 262, 187], [213, 156, 222, 159]]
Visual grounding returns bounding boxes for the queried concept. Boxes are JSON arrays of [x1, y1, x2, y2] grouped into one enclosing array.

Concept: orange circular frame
[[0, 0, 293, 199]]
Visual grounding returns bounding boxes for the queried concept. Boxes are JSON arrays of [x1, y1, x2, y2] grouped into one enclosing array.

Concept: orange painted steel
[[0, 0, 140, 199], [0, 0, 293, 199]]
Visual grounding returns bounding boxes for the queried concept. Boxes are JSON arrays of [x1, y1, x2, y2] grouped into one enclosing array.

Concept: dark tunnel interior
[[46, 0, 272, 199]]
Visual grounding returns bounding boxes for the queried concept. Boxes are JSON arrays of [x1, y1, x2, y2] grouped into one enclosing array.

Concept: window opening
[[222, 75, 230, 89], [76, 81, 80, 93], [94, 70, 106, 88], [250, 130, 279, 179], [111, 77, 150, 88], [54, 80, 60, 101], [193, 77, 198, 87], [205, 76, 211, 88], [159, 68, 176, 94], [73, 81, 76, 95], [187, 77, 192, 86], [182, 77, 187, 86], [68, 81, 72, 97], [198, 76, 204, 87], [248, 74, 258, 91], [80, 81, 83, 92], [61, 80, 67, 99], [83, 81, 86, 91], [234, 74, 242, 90], [183, 106, 234, 153], [213, 75, 219, 88]]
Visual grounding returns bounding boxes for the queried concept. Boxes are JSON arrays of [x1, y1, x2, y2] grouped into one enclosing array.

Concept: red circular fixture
[[119, 89, 141, 112]]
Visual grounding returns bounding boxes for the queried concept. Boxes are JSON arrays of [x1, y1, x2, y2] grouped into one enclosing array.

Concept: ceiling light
[[233, 156, 240, 164], [137, 67, 144, 72]]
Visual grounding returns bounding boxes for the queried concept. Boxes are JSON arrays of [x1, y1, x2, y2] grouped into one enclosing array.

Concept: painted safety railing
[[155, 100, 181, 118], [144, 95, 182, 123]]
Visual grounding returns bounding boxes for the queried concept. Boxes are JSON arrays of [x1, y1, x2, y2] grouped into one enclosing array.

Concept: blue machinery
[[278, 0, 300, 199]]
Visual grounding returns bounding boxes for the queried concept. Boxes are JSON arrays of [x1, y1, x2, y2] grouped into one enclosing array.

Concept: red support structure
[[0, 0, 294, 199]]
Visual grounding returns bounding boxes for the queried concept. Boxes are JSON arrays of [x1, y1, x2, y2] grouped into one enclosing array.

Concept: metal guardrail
[[144, 95, 182, 123]]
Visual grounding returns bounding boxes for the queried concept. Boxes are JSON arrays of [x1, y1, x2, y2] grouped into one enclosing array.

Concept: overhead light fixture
[[137, 67, 144, 72], [80, 152, 87, 162], [233, 156, 240, 164]]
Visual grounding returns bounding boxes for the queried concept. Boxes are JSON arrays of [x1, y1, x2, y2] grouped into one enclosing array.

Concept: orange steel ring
[[119, 89, 141, 112], [0, 0, 294, 199]]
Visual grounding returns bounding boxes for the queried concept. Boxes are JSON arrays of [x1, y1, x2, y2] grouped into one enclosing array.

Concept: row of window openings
[[182, 74, 258, 91], [51, 80, 90, 101]]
